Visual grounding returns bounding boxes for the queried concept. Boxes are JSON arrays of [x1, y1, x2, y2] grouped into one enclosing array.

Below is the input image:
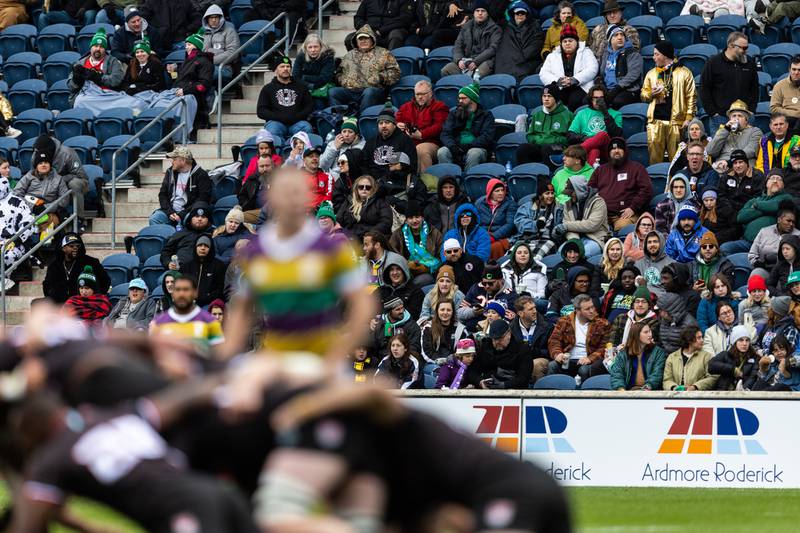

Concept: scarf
[[450, 358, 468, 389], [655, 62, 674, 98], [402, 222, 440, 272], [368, 256, 383, 288], [384, 309, 411, 337]]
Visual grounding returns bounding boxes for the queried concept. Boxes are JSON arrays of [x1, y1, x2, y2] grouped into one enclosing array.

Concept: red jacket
[[307, 169, 332, 209], [587, 157, 653, 215], [395, 98, 450, 146]]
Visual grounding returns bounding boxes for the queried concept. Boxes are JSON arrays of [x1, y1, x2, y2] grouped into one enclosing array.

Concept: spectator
[[168, 30, 214, 131], [389, 201, 443, 285], [438, 83, 496, 170], [238, 155, 271, 223], [350, 346, 377, 383], [370, 298, 422, 357], [104, 277, 157, 331], [440, 1, 501, 78], [441, 203, 492, 261], [670, 122, 713, 181], [541, 1, 588, 58], [547, 293, 610, 379], [513, 180, 561, 262], [748, 202, 800, 269], [598, 25, 642, 109], [565, 85, 622, 164], [150, 146, 212, 226], [64, 266, 111, 324], [363, 231, 406, 289], [337, 175, 392, 242], [547, 265, 592, 318], [440, 238, 484, 291], [657, 292, 698, 355], [208, 298, 225, 325], [600, 263, 639, 321], [150, 275, 224, 352], [767, 234, 800, 295], [539, 24, 598, 111], [319, 118, 365, 181], [510, 295, 552, 381], [407, 0, 470, 49], [424, 175, 468, 234], [674, 140, 715, 196], [374, 152, 430, 218], [257, 55, 313, 140], [714, 149, 766, 253], [316, 201, 349, 246], [293, 34, 336, 110], [68, 27, 126, 107], [13, 150, 70, 215], [458, 261, 517, 330], [154, 270, 178, 314], [654, 173, 697, 235], [758, 295, 795, 352], [516, 83, 574, 167], [589, 137, 653, 230], [300, 146, 333, 210], [179, 235, 226, 307], [642, 40, 697, 165], [42, 232, 110, 305], [396, 80, 450, 173], [241, 130, 282, 184], [699, 189, 731, 243], [495, 1, 544, 81], [663, 261, 702, 315], [0, 179, 36, 290], [110, 7, 161, 64], [247, 0, 304, 41], [139, 0, 200, 55], [704, 301, 756, 355], [555, 175, 610, 257], [29, 135, 89, 228], [212, 205, 252, 263], [633, 230, 673, 298], [95, 0, 133, 25], [435, 338, 476, 389], [690, 231, 734, 291], [421, 300, 468, 364], [739, 274, 770, 328], [501, 241, 547, 298], [683, 0, 741, 18], [662, 325, 717, 391], [475, 179, 518, 259], [38, 0, 98, 29], [201, 4, 240, 82], [122, 38, 166, 95], [362, 105, 419, 180], [352, 0, 416, 50], [610, 284, 659, 346], [665, 204, 708, 263], [755, 113, 800, 174], [330, 25, 401, 113], [709, 325, 759, 390], [548, 238, 599, 293], [219, 237, 244, 299], [623, 212, 655, 262], [282, 132, 313, 169], [700, 32, 760, 133], [468, 320, 532, 389], [551, 145, 591, 204], [419, 265, 465, 323], [769, 56, 800, 130], [737, 170, 794, 243], [0, 87, 19, 140], [160, 201, 213, 269], [697, 272, 740, 332], [331, 148, 363, 213], [748, 0, 800, 34], [588, 0, 640, 61], [596, 236, 624, 290], [706, 100, 762, 165], [784, 145, 800, 199], [610, 322, 665, 390]]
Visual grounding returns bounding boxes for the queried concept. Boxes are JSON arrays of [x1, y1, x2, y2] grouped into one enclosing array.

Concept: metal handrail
[[215, 13, 291, 157], [317, 0, 337, 41], [1, 190, 78, 325], [110, 97, 190, 248]]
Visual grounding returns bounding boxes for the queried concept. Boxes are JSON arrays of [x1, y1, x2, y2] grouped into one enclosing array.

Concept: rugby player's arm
[[216, 294, 253, 360], [141, 374, 224, 430], [323, 288, 377, 365], [10, 491, 59, 533]]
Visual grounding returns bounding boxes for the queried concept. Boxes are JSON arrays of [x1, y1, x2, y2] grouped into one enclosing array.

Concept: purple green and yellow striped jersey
[[239, 221, 363, 354], [149, 307, 224, 353]]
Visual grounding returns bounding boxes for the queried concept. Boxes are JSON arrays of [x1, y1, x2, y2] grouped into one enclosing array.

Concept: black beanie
[[33, 135, 56, 161], [654, 40, 675, 60]]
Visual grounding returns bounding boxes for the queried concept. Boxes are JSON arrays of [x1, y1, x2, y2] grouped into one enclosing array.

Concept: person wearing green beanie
[[319, 116, 365, 181], [440, 2, 501, 79], [437, 82, 496, 170], [68, 27, 126, 104], [123, 38, 166, 95], [185, 29, 205, 51], [90, 27, 109, 49], [316, 201, 349, 244], [610, 280, 659, 347], [167, 28, 214, 132]]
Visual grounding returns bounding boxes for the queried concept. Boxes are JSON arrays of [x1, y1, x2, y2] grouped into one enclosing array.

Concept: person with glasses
[[696, 272, 740, 333], [336, 174, 393, 242], [689, 230, 734, 293], [331, 148, 363, 213], [707, 100, 763, 167], [655, 173, 698, 236], [623, 212, 656, 261], [748, 203, 800, 270], [704, 301, 756, 356], [672, 139, 716, 195], [700, 32, 759, 134], [457, 261, 517, 331], [319, 117, 365, 182], [440, 202, 492, 261], [395, 80, 450, 173], [439, 238, 484, 293], [670, 120, 712, 178]]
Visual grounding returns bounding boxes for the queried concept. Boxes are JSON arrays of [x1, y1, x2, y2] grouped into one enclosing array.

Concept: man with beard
[[160, 202, 213, 269], [716, 149, 766, 255], [755, 113, 800, 174], [395, 80, 450, 173], [700, 32, 759, 133], [150, 275, 225, 352], [771, 57, 800, 133], [665, 204, 709, 264], [783, 145, 800, 200], [363, 231, 406, 289], [67, 27, 126, 106], [467, 319, 532, 389], [437, 83, 496, 170], [610, 284, 659, 346], [256, 55, 313, 140], [634, 230, 674, 300], [439, 238, 483, 292], [43, 233, 111, 304], [588, 136, 652, 230], [361, 105, 417, 181], [369, 297, 422, 356], [389, 201, 443, 286], [547, 293, 611, 379]]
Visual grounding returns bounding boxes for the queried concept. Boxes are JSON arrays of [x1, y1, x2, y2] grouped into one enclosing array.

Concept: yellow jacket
[[641, 63, 696, 126], [542, 16, 589, 58], [0, 94, 12, 121]]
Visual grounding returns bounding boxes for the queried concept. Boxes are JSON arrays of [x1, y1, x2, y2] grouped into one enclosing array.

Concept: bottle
[[603, 343, 615, 371], [574, 374, 582, 387], [171, 254, 180, 270], [561, 354, 569, 370], [505, 161, 512, 174]]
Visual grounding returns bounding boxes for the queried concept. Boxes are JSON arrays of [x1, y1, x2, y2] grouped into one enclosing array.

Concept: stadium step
[[326, 15, 354, 30], [210, 112, 263, 126], [19, 281, 41, 297], [114, 202, 160, 218], [2, 295, 38, 313], [91, 217, 150, 234], [125, 187, 160, 203], [198, 127, 257, 144], [81, 231, 134, 246]]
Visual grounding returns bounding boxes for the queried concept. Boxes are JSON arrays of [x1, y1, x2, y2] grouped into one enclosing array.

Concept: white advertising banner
[[405, 397, 798, 488]]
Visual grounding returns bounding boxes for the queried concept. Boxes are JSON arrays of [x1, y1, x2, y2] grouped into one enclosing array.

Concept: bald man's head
[[266, 168, 311, 228]]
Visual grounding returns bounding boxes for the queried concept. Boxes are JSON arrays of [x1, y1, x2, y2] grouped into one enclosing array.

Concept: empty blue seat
[[619, 102, 648, 139], [0, 24, 36, 58], [572, 0, 602, 21], [491, 103, 526, 140], [641, 43, 655, 73], [53, 108, 93, 140], [510, 163, 547, 201], [584, 15, 604, 33], [64, 135, 99, 165], [0, 137, 18, 164], [541, 253, 561, 269], [517, 74, 543, 111], [133, 107, 172, 151], [628, 15, 662, 47], [108, 283, 130, 306], [47, 79, 71, 112], [42, 50, 80, 86], [752, 101, 771, 133], [655, 0, 683, 21], [102, 253, 140, 286], [762, 43, 800, 81], [390, 74, 430, 108], [17, 138, 34, 173], [479, 74, 516, 108], [664, 15, 704, 50], [229, 0, 252, 29], [463, 162, 506, 200], [626, 131, 649, 166], [37, 23, 76, 58], [14, 108, 53, 143], [728, 252, 753, 288], [534, 374, 577, 390], [164, 49, 186, 69], [424, 163, 461, 179], [99, 135, 140, 180], [94, 108, 133, 144], [706, 14, 747, 50], [76, 23, 114, 55], [213, 195, 238, 226], [392, 46, 425, 76], [84, 164, 106, 199], [753, 16, 786, 48], [3, 52, 42, 87], [434, 74, 472, 109], [758, 71, 772, 102], [140, 255, 166, 291], [679, 44, 717, 77], [618, 0, 642, 18], [238, 20, 274, 64], [8, 79, 47, 113], [425, 46, 453, 84], [581, 374, 611, 390], [134, 224, 176, 263], [494, 131, 527, 166], [646, 162, 670, 192], [213, 176, 238, 203]]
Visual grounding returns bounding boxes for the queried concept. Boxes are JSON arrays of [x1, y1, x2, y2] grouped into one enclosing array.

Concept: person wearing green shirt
[[516, 82, 574, 168], [566, 84, 623, 166], [551, 144, 593, 204]]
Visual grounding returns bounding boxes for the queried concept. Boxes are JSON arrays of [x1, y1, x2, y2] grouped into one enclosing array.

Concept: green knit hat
[[132, 38, 152, 55], [459, 82, 480, 104], [90, 27, 108, 49], [340, 116, 358, 134], [186, 29, 205, 50], [316, 201, 336, 223], [633, 284, 651, 302], [77, 265, 97, 290]]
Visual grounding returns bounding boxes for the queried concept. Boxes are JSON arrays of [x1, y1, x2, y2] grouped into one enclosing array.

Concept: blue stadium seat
[[664, 15, 704, 50], [706, 15, 747, 50], [495, 132, 527, 166], [84, 164, 105, 200], [616, 224, 636, 239], [534, 374, 577, 390], [679, 44, 717, 77], [213, 195, 239, 226], [64, 135, 99, 165], [8, 79, 47, 114], [53, 108, 93, 139], [133, 107, 172, 151], [213, 176, 238, 203], [728, 252, 753, 288], [229, 0, 252, 29], [584, 16, 604, 33], [641, 43, 655, 73], [76, 23, 114, 55], [619, 103, 648, 139], [581, 374, 611, 390], [541, 19, 552, 30], [434, 74, 472, 109], [133, 224, 176, 263], [654, 0, 683, 22], [99, 135, 140, 180], [463, 162, 506, 201], [0, 137, 18, 164], [392, 46, 425, 76], [752, 101, 771, 133], [572, 0, 602, 21], [746, 43, 761, 63], [491, 103, 526, 139], [649, 191, 667, 212], [541, 253, 562, 270], [3, 52, 42, 87], [753, 16, 786, 48], [14, 108, 52, 143], [42, 50, 80, 86], [238, 20, 273, 64], [9, 166, 20, 180], [108, 283, 129, 306], [94, 108, 133, 143], [47, 79, 71, 112], [646, 162, 670, 192], [140, 255, 166, 290], [425, 46, 453, 84], [390, 75, 430, 108], [509, 165, 546, 201], [102, 253, 140, 286], [164, 49, 186, 68], [762, 43, 800, 81], [626, 131, 649, 166], [358, 104, 390, 141], [758, 71, 772, 102], [424, 163, 461, 179], [517, 74, 543, 111], [479, 74, 516, 108], [37, 23, 76, 58], [0, 24, 36, 58], [628, 15, 662, 47], [618, 0, 642, 18], [17, 138, 34, 173]]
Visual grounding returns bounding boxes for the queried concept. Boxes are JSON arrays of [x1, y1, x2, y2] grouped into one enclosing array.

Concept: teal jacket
[[736, 191, 794, 242], [526, 103, 573, 145], [610, 345, 667, 390]]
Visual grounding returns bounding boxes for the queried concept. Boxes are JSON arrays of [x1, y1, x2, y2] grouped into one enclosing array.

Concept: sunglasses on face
[[701, 244, 716, 250], [357, 184, 372, 190]]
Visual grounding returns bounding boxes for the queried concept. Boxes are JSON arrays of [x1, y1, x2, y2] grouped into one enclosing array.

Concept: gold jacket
[[0, 94, 13, 121], [641, 63, 696, 126]]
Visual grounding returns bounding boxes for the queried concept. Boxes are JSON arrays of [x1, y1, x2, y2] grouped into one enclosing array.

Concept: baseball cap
[[61, 234, 80, 247], [166, 145, 193, 159], [303, 146, 322, 157], [128, 278, 148, 291]]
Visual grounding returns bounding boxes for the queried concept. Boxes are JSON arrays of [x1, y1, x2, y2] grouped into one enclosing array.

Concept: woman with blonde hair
[[598, 237, 624, 292], [293, 33, 335, 109], [419, 265, 464, 323], [336, 175, 392, 241]]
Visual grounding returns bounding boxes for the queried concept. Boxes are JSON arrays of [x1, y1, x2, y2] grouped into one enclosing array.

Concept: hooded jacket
[[319, 134, 365, 181], [549, 238, 600, 296], [395, 96, 450, 146], [657, 292, 698, 354], [256, 76, 313, 127], [599, 38, 642, 95], [42, 233, 111, 303], [377, 254, 425, 319], [338, 25, 401, 90], [547, 265, 594, 318], [180, 235, 227, 307], [634, 230, 674, 299], [424, 175, 469, 233], [495, 6, 544, 80], [475, 178, 518, 240], [623, 212, 655, 262], [665, 217, 709, 264], [540, 43, 599, 93], [283, 132, 313, 168], [441, 203, 492, 261], [664, 262, 701, 315], [13, 169, 70, 211], [767, 234, 800, 295], [654, 173, 698, 235], [157, 160, 212, 220], [111, 12, 162, 63], [562, 175, 610, 248], [588, 148, 652, 215], [467, 335, 532, 389], [525, 102, 573, 147], [697, 292, 741, 333], [159, 202, 213, 268], [202, 4, 240, 66], [331, 148, 364, 213], [452, 17, 502, 69], [139, 0, 200, 46], [737, 188, 794, 243], [292, 48, 336, 92], [32, 137, 88, 189]]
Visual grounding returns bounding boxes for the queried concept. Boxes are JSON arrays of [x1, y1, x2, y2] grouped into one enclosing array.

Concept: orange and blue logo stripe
[[658, 407, 766, 455]]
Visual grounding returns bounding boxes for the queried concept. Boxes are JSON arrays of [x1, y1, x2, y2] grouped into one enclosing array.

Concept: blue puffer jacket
[[441, 203, 492, 261], [664, 220, 708, 264], [213, 224, 252, 263], [474, 178, 518, 240], [697, 294, 740, 333]]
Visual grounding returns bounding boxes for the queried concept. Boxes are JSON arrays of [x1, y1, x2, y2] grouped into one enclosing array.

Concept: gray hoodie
[[13, 169, 70, 210], [562, 175, 610, 247], [634, 230, 674, 299], [202, 4, 240, 66], [658, 291, 698, 354]]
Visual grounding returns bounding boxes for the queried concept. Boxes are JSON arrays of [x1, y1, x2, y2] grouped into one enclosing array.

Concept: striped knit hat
[[186, 29, 205, 50], [459, 82, 480, 104], [340, 117, 358, 133], [90, 27, 108, 49]]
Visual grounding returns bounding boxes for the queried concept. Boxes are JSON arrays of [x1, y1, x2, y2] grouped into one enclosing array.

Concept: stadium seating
[[572, 0, 602, 21], [8, 79, 47, 114], [392, 46, 425, 76], [17, 138, 34, 173], [679, 44, 717, 77], [238, 20, 273, 64], [229, 0, 253, 29], [37, 23, 76, 58], [0, 24, 36, 58], [581, 374, 612, 390], [133, 108, 173, 151], [102, 253, 140, 287], [664, 15, 704, 50], [424, 163, 461, 179], [425, 46, 453, 83], [619, 103, 648, 140], [43, 50, 81, 86], [626, 132, 649, 166], [93, 108, 134, 144], [479, 74, 516, 109], [434, 74, 472, 109], [508, 167, 543, 201], [584, 16, 604, 33], [54, 108, 93, 139], [762, 43, 800, 81], [628, 15, 663, 47], [463, 162, 506, 201], [495, 132, 527, 167], [140, 255, 166, 291], [14, 109, 53, 143], [64, 136, 99, 166], [517, 74, 543, 112], [491, 104, 526, 139], [753, 102, 772, 133], [654, 0, 683, 21], [3, 52, 41, 87], [47, 79, 72, 112], [358, 104, 393, 141], [99, 135, 141, 180], [133, 224, 176, 263], [391, 75, 430, 108], [214, 195, 239, 226], [533, 374, 577, 390], [646, 163, 670, 192], [0, 137, 18, 164], [706, 15, 747, 50]]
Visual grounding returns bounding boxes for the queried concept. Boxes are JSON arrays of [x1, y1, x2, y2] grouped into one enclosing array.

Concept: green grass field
[[3, 485, 800, 531]]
